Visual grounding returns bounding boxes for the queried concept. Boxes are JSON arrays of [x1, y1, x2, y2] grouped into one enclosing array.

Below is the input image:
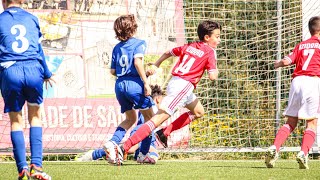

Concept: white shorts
[[160, 76, 196, 115], [283, 76, 320, 119]]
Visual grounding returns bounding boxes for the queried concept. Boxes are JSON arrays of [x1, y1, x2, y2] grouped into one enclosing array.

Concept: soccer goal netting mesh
[[0, 0, 320, 155]]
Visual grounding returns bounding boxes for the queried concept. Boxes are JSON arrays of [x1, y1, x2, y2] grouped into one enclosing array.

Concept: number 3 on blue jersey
[[11, 24, 29, 53]]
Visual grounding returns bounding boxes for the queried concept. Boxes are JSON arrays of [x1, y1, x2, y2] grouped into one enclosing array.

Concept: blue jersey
[[0, 7, 51, 78], [111, 38, 146, 77]]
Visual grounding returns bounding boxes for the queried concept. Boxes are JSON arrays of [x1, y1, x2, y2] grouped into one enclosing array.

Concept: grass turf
[[1, 160, 320, 180]]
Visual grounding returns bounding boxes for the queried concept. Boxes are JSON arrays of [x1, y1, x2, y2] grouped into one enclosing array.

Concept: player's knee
[[306, 119, 317, 129]]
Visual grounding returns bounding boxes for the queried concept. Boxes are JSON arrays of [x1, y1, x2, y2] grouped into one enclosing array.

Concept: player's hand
[[44, 74, 56, 89], [146, 63, 158, 76], [274, 61, 282, 69], [144, 83, 151, 96]]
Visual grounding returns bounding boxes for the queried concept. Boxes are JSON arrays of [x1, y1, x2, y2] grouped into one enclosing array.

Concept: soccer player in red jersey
[[265, 16, 320, 169], [110, 20, 221, 162]]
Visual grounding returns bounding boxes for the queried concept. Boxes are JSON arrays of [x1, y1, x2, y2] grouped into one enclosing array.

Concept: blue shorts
[[115, 77, 154, 113], [0, 60, 44, 113]]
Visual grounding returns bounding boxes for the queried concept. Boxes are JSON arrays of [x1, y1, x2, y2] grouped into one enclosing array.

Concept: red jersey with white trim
[[170, 41, 217, 87], [284, 36, 320, 78]]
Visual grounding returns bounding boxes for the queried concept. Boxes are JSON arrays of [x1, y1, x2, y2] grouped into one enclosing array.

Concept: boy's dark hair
[[114, 14, 138, 41], [309, 16, 320, 36], [150, 84, 165, 98], [197, 20, 221, 41]]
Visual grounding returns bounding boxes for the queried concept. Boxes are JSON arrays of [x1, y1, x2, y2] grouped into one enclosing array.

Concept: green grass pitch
[[1, 160, 320, 179]]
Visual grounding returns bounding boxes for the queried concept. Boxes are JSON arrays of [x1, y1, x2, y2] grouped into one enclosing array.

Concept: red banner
[[0, 98, 189, 151]]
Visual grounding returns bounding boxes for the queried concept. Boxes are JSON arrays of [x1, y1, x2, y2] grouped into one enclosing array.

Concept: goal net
[[0, 0, 320, 155]]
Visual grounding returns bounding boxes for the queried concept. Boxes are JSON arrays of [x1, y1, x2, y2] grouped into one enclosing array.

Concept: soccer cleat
[[75, 150, 94, 162], [265, 145, 279, 168], [30, 164, 51, 180], [18, 169, 30, 180], [103, 140, 117, 164], [137, 152, 157, 164], [296, 151, 309, 169], [155, 128, 168, 148], [103, 141, 124, 165], [119, 145, 128, 162]]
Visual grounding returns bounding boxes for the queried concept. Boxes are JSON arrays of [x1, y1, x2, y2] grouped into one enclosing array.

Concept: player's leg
[[138, 108, 155, 157], [265, 116, 298, 168], [156, 90, 201, 147], [25, 61, 51, 179], [103, 80, 137, 164], [27, 105, 43, 169], [75, 148, 108, 161], [297, 119, 317, 169], [128, 124, 142, 155], [109, 111, 136, 145], [148, 132, 160, 162], [109, 81, 138, 145], [9, 112, 30, 179], [28, 105, 51, 180], [122, 109, 169, 154], [156, 97, 203, 147], [104, 109, 136, 164], [2, 63, 30, 179], [266, 77, 300, 168], [273, 117, 298, 151], [122, 77, 192, 153], [296, 76, 320, 169]]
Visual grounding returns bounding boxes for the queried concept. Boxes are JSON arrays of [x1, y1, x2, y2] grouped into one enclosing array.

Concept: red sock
[[163, 111, 195, 137], [301, 128, 316, 155], [123, 121, 156, 152], [274, 124, 294, 151]]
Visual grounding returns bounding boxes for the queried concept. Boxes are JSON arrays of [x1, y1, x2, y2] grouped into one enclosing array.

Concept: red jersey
[[285, 36, 320, 78], [170, 41, 218, 87]]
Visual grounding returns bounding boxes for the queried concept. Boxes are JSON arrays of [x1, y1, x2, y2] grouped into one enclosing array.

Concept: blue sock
[[11, 131, 28, 173], [111, 127, 126, 144], [30, 127, 42, 167], [134, 147, 140, 160], [140, 133, 152, 155], [92, 148, 106, 160]]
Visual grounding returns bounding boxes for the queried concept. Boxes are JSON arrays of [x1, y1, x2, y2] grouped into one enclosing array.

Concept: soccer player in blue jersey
[[103, 14, 156, 165], [0, 0, 54, 179], [75, 84, 164, 163]]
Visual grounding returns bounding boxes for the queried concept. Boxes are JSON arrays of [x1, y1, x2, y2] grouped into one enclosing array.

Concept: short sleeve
[[170, 46, 184, 57], [284, 44, 299, 64], [133, 40, 146, 58]]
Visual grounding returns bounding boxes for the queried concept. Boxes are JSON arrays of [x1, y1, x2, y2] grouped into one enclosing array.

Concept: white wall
[[0, 1, 3, 13], [302, 0, 320, 40]]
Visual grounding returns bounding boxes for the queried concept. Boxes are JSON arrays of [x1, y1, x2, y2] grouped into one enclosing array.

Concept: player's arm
[[147, 50, 173, 76], [153, 50, 172, 67], [35, 17, 52, 79], [38, 44, 52, 79], [274, 58, 291, 69], [207, 50, 219, 81], [209, 70, 219, 81], [110, 69, 116, 76], [134, 41, 151, 96], [110, 48, 116, 76], [275, 46, 298, 69], [134, 57, 151, 96]]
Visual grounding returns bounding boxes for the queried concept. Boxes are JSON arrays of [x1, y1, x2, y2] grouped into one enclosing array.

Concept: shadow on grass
[[207, 165, 295, 169], [47, 161, 162, 167]]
